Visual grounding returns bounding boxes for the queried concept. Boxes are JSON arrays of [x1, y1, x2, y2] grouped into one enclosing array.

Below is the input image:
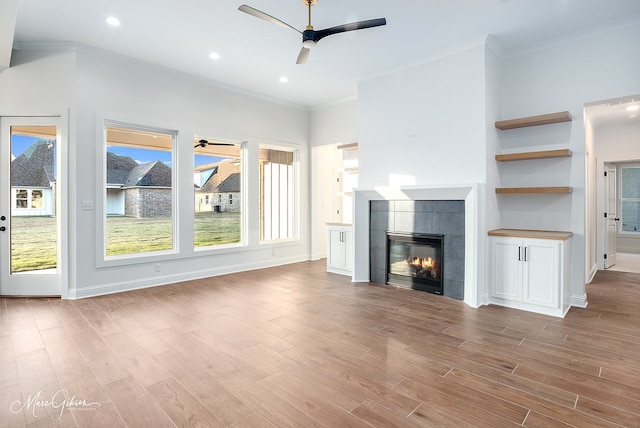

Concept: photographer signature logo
[[10, 389, 101, 419]]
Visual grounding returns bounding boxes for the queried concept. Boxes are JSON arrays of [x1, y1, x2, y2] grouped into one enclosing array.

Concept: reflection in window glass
[[10, 127, 58, 273], [104, 123, 175, 256], [621, 165, 640, 233], [31, 190, 43, 208], [194, 139, 242, 248], [259, 145, 296, 241], [15, 189, 28, 208]]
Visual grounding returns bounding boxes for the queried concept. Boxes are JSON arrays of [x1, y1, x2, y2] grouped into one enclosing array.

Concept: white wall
[[584, 113, 597, 280], [310, 144, 338, 259], [2, 45, 312, 298], [0, 48, 75, 112], [359, 45, 488, 188], [310, 100, 358, 148], [499, 17, 640, 305], [309, 100, 359, 260]]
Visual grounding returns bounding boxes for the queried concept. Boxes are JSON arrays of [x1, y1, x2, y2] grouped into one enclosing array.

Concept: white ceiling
[[4, 0, 640, 113]]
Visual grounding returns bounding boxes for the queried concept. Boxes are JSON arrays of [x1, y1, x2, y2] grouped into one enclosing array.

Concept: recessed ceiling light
[[106, 16, 120, 27], [279, 76, 289, 83], [209, 52, 221, 60], [626, 104, 639, 112]]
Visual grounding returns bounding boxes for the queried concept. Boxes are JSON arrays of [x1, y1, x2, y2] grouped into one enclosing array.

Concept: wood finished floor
[[1, 261, 640, 427]]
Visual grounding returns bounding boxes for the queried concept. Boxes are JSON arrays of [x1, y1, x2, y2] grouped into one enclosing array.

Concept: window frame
[[97, 119, 178, 267], [193, 138, 246, 251], [258, 143, 299, 244], [619, 162, 640, 236]]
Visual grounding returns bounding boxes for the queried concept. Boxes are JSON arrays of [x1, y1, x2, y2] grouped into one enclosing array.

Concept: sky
[[10, 135, 40, 157]]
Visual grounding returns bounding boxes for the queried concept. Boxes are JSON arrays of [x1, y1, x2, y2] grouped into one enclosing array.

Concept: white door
[[522, 240, 559, 308], [0, 117, 62, 296], [490, 238, 522, 301], [327, 228, 345, 270], [604, 164, 617, 269]]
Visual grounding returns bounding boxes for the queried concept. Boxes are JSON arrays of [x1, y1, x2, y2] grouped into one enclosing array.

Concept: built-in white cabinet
[[327, 223, 353, 276], [489, 229, 572, 317]]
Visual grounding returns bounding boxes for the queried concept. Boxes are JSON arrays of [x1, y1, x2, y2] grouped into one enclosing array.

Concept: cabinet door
[[523, 240, 559, 308], [491, 238, 522, 301], [328, 229, 345, 269]]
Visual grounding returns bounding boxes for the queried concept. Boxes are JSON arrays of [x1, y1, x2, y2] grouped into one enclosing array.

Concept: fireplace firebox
[[386, 232, 444, 295]]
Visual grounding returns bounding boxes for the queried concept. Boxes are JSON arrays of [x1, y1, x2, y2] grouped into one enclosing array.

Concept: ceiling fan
[[194, 139, 235, 148], [238, 0, 387, 64]]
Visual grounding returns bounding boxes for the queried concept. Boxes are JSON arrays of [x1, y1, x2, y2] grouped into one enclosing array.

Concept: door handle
[[0, 215, 6, 221], [0, 226, 6, 232]]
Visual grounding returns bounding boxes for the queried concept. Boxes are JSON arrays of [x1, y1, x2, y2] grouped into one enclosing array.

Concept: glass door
[[0, 117, 62, 296]]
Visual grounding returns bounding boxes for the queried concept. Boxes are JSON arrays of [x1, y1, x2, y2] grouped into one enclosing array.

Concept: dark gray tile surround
[[370, 200, 465, 300]]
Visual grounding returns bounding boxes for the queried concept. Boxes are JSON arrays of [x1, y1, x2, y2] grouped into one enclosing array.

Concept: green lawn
[[10, 216, 57, 272], [10, 212, 241, 272]]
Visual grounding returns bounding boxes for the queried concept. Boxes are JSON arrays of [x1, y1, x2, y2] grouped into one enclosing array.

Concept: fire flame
[[408, 257, 435, 269]]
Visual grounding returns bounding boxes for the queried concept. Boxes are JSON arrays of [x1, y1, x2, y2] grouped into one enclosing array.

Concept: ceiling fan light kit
[[238, 1, 386, 64]]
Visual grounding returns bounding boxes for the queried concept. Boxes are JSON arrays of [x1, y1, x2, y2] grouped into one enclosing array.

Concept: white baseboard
[[68, 255, 309, 299], [570, 293, 588, 309], [309, 252, 326, 261]]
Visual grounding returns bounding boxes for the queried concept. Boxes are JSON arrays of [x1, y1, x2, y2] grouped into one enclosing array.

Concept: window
[[259, 145, 296, 241], [31, 190, 43, 209], [194, 139, 242, 248], [14, 189, 44, 209], [621, 165, 640, 233], [104, 122, 175, 257], [15, 189, 28, 208]]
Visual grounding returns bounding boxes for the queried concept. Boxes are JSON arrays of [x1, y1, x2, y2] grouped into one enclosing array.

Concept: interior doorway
[[586, 94, 640, 275]]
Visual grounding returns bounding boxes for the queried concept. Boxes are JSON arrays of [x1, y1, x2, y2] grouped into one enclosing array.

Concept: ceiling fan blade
[[195, 139, 235, 148], [315, 18, 386, 42], [238, 5, 301, 34], [296, 47, 310, 65]]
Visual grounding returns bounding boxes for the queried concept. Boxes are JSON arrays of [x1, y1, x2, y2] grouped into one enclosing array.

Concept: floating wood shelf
[[337, 143, 358, 150], [496, 187, 572, 194], [488, 228, 573, 240], [495, 111, 572, 130], [496, 149, 572, 162]]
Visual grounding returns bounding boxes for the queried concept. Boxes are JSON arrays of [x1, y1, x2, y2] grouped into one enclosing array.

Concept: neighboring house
[[194, 159, 240, 213], [106, 151, 172, 217], [11, 139, 56, 217]]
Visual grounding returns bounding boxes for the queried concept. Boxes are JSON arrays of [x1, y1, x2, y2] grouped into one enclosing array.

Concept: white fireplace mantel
[[352, 184, 486, 309]]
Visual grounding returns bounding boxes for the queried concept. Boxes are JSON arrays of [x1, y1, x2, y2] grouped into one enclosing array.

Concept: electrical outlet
[[154, 263, 161, 272]]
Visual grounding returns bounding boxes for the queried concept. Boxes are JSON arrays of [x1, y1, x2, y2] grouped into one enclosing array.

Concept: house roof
[[11, 139, 55, 187], [106, 151, 139, 185], [106, 151, 171, 188], [123, 161, 172, 188], [197, 160, 240, 194]]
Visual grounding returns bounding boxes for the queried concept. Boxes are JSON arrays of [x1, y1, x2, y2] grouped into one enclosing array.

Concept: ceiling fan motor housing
[[302, 29, 317, 44]]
